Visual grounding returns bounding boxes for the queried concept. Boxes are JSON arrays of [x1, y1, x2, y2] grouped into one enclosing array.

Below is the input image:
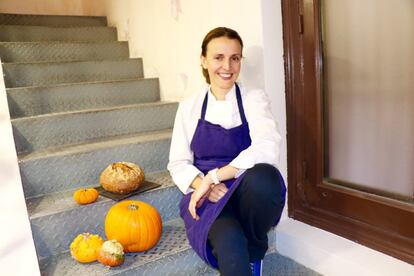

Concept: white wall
[[104, 0, 265, 102], [261, 0, 288, 219], [277, 218, 414, 276], [0, 60, 40, 275]]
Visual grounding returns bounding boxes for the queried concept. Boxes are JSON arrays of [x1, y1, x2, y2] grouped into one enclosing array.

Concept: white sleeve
[[167, 102, 203, 194], [230, 89, 281, 171]]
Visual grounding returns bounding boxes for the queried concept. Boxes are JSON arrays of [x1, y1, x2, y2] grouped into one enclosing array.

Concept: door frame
[[281, 0, 414, 264]]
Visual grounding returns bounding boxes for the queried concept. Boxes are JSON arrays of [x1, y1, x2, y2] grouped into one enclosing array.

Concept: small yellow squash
[[70, 233, 104, 263]]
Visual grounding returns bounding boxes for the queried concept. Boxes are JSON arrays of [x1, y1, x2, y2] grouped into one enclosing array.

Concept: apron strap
[[235, 83, 248, 125], [200, 92, 208, 119], [200, 83, 247, 124]]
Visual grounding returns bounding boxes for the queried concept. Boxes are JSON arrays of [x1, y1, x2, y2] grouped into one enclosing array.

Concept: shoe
[[250, 260, 263, 276]]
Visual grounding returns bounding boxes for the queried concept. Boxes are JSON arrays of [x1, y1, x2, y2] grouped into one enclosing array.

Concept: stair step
[[19, 129, 172, 198], [38, 219, 213, 275], [38, 218, 282, 276], [0, 13, 107, 27], [13, 101, 177, 153], [116, 249, 218, 276], [29, 171, 182, 260], [2, 58, 143, 88], [7, 78, 160, 118], [0, 41, 129, 63], [28, 171, 175, 219], [0, 25, 117, 42]]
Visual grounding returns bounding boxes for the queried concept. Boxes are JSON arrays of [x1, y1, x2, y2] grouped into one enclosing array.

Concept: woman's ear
[[200, 55, 208, 69]]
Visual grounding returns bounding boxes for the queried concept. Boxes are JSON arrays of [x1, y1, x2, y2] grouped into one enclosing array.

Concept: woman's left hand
[[208, 183, 228, 203]]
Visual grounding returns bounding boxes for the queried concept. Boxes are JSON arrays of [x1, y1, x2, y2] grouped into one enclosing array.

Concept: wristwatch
[[208, 168, 220, 185]]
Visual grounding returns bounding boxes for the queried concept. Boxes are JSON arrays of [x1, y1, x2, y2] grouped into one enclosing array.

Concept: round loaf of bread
[[100, 162, 145, 194]]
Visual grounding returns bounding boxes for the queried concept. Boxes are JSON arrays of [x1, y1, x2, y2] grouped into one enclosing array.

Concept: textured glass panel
[[322, 0, 414, 200]]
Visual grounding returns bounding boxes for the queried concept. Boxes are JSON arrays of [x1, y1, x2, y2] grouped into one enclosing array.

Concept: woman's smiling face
[[201, 36, 242, 95]]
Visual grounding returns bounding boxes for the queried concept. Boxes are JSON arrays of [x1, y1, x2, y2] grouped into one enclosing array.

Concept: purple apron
[[179, 84, 286, 268], [179, 83, 250, 268]]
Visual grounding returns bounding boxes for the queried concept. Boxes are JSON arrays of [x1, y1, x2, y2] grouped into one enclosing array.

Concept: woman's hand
[[208, 183, 228, 203], [188, 165, 239, 220], [188, 179, 212, 220]]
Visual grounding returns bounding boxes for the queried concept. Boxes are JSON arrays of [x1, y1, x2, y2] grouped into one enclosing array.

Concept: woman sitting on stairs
[[168, 27, 286, 276]]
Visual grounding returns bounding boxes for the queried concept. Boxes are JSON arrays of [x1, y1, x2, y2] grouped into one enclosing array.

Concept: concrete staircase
[[1, 13, 320, 276]]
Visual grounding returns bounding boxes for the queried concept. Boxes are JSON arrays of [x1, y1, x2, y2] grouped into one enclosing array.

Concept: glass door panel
[[321, 0, 414, 201]]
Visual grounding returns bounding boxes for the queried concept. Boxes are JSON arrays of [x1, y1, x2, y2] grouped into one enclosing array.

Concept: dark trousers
[[207, 163, 285, 276]]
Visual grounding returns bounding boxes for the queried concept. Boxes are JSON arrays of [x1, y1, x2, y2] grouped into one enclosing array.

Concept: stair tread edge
[[6, 77, 157, 91], [11, 101, 177, 121], [3, 57, 142, 66], [18, 129, 172, 162]]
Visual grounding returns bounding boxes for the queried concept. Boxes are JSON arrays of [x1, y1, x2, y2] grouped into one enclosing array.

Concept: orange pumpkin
[[97, 240, 125, 267], [70, 233, 104, 263], [73, 188, 99, 205], [104, 200, 162, 252]]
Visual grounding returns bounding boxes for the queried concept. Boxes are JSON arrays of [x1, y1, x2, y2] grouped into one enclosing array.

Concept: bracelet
[[208, 168, 220, 185]]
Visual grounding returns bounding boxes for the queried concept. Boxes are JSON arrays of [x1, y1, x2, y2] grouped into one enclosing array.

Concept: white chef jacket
[[168, 83, 281, 194]]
